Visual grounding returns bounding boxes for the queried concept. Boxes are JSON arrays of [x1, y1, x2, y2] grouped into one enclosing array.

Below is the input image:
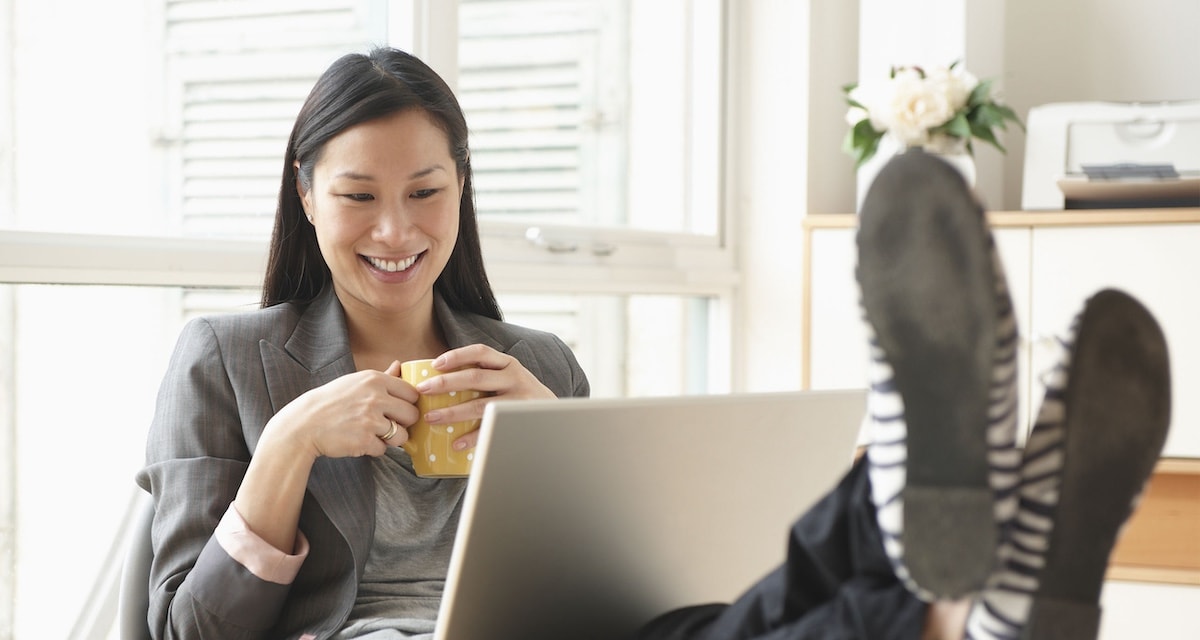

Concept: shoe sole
[[857, 151, 998, 597], [1023, 289, 1171, 640]]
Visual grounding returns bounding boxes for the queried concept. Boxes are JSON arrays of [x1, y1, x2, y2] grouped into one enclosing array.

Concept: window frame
[[0, 0, 738, 354]]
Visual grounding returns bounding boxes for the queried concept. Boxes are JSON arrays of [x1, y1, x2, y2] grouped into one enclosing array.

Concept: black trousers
[[636, 458, 928, 640]]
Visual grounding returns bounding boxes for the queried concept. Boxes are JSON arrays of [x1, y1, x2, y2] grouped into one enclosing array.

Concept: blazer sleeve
[[136, 318, 293, 640], [546, 333, 590, 399], [504, 329, 590, 400]]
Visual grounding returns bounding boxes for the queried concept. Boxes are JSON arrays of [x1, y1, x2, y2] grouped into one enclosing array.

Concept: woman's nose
[[373, 201, 413, 241]]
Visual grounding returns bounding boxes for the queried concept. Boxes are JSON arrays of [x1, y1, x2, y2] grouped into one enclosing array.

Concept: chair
[[117, 491, 155, 640]]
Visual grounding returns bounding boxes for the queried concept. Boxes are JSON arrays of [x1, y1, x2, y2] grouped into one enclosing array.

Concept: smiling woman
[[1, 2, 730, 637], [134, 47, 591, 639]]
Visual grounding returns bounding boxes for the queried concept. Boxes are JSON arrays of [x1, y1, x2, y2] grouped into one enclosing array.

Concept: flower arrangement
[[842, 61, 1023, 168]]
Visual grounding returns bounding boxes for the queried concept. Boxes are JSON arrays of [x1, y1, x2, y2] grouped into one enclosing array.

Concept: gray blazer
[[136, 287, 590, 640]]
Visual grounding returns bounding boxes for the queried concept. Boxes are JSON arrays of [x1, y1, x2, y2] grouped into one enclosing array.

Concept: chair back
[[118, 492, 155, 640]]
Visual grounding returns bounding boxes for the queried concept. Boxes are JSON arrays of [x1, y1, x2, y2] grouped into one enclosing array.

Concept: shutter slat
[[182, 197, 276, 217], [472, 150, 581, 170], [167, 0, 357, 22], [459, 0, 622, 228], [185, 158, 281, 179], [184, 139, 284, 160], [473, 171, 578, 192]]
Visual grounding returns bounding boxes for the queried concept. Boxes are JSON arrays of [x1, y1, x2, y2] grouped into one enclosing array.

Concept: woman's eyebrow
[[333, 164, 449, 181], [408, 164, 449, 179]]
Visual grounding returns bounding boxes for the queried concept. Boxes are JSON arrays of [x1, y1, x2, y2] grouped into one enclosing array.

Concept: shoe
[[964, 288, 1172, 640], [857, 149, 1021, 600]]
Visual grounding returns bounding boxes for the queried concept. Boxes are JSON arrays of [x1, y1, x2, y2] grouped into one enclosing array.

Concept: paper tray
[[1057, 176, 1200, 204]]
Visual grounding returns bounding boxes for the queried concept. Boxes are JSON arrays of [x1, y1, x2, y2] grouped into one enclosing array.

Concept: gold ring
[[381, 420, 399, 441]]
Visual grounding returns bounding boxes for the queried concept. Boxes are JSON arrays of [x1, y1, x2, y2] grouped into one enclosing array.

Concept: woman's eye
[[411, 188, 440, 199], [343, 193, 374, 202]]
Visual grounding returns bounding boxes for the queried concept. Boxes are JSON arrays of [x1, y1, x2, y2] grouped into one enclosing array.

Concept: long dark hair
[[260, 47, 502, 321]]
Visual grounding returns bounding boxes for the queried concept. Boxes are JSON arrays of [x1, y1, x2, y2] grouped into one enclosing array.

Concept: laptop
[[435, 389, 867, 640]]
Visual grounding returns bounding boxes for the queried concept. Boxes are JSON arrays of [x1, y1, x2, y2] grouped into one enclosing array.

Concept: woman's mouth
[[364, 253, 420, 273]]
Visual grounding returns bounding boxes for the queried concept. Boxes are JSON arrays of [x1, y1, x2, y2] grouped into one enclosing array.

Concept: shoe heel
[[904, 486, 997, 596]]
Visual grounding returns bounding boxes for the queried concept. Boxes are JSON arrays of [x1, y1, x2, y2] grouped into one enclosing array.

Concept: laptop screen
[[435, 389, 866, 640]]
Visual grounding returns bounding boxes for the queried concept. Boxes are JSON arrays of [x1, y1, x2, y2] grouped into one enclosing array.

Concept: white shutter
[[458, 0, 630, 386], [458, 0, 627, 227], [163, 0, 385, 239]]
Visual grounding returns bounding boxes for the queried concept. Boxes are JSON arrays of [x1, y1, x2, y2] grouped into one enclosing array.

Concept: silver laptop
[[435, 389, 866, 640]]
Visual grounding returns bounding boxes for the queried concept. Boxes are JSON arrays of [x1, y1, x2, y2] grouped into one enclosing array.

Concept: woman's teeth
[[366, 254, 418, 273]]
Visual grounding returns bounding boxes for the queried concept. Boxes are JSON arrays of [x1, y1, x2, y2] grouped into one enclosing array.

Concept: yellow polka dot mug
[[399, 358, 487, 477]]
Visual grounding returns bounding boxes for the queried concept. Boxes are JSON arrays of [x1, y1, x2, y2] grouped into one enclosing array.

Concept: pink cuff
[[215, 505, 309, 585]]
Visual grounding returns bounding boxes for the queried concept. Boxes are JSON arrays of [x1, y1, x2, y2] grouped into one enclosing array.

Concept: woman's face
[[299, 109, 463, 322]]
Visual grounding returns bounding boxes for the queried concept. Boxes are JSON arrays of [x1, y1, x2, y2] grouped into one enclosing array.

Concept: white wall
[[1000, 0, 1200, 209], [728, 0, 813, 392]]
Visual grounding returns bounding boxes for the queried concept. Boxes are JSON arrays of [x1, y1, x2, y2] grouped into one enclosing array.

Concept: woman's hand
[[415, 344, 555, 450], [268, 360, 421, 460], [238, 361, 418, 553]]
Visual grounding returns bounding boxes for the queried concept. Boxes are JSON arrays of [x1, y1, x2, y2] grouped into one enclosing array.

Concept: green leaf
[[967, 78, 994, 107], [992, 103, 1025, 130], [971, 103, 1004, 128], [970, 122, 1006, 153], [844, 120, 883, 168], [856, 135, 882, 168], [940, 113, 972, 139]]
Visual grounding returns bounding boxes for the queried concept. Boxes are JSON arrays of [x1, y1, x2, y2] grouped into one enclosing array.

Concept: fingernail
[[416, 381, 432, 393], [453, 440, 467, 451], [424, 410, 441, 423]]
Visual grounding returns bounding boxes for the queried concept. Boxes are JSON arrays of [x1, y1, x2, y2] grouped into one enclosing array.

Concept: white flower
[[842, 61, 1021, 167], [848, 65, 980, 146], [926, 66, 978, 113], [846, 82, 890, 131], [880, 67, 957, 147], [845, 105, 869, 127]]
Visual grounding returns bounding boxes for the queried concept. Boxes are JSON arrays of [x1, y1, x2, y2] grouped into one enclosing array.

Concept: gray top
[[332, 449, 466, 638]]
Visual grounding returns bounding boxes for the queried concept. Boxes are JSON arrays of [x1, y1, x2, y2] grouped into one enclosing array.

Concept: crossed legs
[[637, 150, 1171, 640]]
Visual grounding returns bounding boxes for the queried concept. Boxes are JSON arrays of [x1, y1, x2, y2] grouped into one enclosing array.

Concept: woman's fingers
[[432, 343, 510, 371], [421, 345, 553, 401], [294, 367, 421, 457]]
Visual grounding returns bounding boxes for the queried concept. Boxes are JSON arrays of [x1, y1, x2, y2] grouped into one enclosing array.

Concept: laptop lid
[[435, 389, 866, 640]]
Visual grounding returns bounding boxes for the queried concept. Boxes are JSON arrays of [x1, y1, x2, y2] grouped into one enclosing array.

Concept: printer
[[1022, 100, 1200, 210]]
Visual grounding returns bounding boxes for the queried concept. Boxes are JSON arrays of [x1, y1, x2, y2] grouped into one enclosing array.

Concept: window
[[460, 0, 723, 235], [457, 0, 730, 396], [0, 2, 730, 636]]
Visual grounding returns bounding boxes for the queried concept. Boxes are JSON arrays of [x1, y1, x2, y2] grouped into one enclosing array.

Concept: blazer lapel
[[260, 289, 373, 560]]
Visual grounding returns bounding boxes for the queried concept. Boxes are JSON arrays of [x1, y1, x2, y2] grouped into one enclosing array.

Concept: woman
[[136, 47, 589, 639]]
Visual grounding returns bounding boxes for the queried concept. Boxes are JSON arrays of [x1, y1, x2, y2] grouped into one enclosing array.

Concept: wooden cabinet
[[802, 208, 1200, 586]]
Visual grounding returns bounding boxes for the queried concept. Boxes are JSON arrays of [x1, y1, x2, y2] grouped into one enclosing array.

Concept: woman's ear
[[295, 161, 314, 223]]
